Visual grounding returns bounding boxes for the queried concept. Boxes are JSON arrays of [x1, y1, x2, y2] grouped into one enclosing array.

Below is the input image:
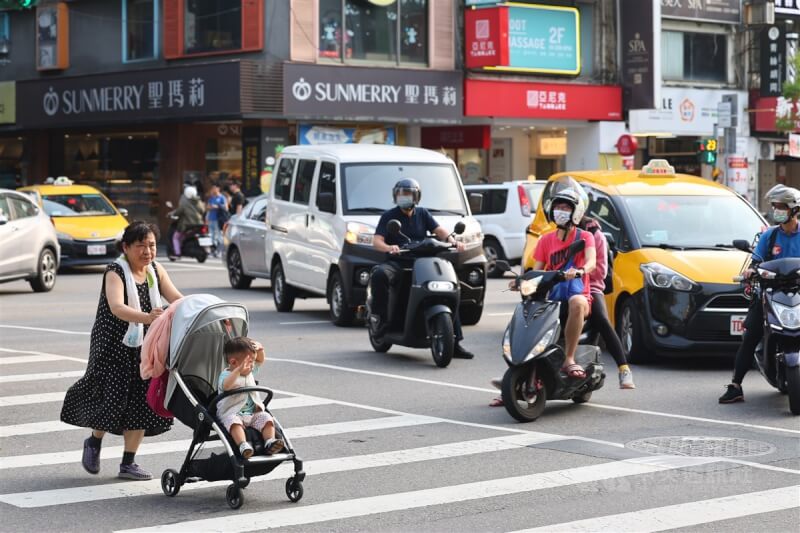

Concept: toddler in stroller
[[158, 294, 304, 509]]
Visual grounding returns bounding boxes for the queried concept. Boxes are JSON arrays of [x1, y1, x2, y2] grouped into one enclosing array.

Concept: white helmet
[[183, 185, 198, 200], [765, 184, 800, 213], [545, 176, 589, 226]]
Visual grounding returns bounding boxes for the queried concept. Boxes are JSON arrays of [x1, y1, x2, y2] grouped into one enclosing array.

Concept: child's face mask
[[553, 209, 572, 227]]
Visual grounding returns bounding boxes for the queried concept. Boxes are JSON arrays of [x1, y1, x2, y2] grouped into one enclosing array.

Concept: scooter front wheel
[[430, 313, 454, 368], [787, 366, 800, 415], [502, 364, 547, 422]]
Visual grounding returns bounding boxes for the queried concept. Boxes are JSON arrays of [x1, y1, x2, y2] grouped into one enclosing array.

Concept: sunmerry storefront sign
[[283, 63, 462, 123], [629, 87, 748, 136], [16, 62, 241, 128]]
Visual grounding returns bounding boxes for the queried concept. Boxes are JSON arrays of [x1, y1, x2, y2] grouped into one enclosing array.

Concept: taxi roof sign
[[640, 159, 676, 177]]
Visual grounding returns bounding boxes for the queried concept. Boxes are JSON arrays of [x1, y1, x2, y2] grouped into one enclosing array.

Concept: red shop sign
[[616, 134, 638, 156], [421, 125, 491, 150], [752, 95, 800, 132], [465, 7, 509, 68], [465, 79, 622, 121]]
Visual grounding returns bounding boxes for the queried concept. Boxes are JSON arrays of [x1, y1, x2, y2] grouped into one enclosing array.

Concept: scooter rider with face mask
[[719, 184, 800, 403], [369, 178, 475, 359]]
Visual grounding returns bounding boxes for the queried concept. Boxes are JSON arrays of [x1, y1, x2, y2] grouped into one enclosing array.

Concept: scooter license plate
[[86, 244, 107, 256], [197, 237, 213, 247], [730, 315, 746, 336]]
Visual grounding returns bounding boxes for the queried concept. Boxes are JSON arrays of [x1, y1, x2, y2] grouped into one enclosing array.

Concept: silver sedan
[[223, 195, 269, 289]]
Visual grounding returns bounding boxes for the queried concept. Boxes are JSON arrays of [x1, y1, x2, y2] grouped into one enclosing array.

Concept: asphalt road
[[0, 259, 798, 532]]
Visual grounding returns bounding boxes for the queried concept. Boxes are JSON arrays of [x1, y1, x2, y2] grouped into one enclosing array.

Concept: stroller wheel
[[226, 483, 244, 509], [161, 469, 181, 497], [285, 477, 304, 503]]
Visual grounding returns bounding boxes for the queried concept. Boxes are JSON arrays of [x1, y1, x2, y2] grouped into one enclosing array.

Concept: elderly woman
[[61, 221, 183, 480]]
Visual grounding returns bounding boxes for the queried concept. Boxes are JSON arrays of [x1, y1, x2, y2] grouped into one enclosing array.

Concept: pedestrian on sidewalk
[[60, 221, 184, 480], [206, 182, 228, 258]]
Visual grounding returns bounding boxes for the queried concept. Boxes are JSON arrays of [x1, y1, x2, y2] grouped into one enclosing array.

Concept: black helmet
[[393, 178, 421, 208]]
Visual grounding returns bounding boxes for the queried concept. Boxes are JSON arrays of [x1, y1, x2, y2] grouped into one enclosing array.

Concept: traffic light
[[697, 138, 717, 165]]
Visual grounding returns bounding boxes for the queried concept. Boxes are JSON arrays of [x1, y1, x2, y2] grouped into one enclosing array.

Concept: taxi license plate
[[197, 237, 213, 247], [730, 315, 746, 336], [87, 244, 107, 256]]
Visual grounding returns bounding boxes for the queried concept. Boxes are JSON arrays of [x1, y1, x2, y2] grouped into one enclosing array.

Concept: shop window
[[274, 158, 296, 201], [316, 161, 337, 213], [319, 0, 427, 65], [0, 138, 26, 189], [123, 0, 159, 62], [163, 0, 263, 58], [662, 31, 727, 83], [293, 159, 316, 205]]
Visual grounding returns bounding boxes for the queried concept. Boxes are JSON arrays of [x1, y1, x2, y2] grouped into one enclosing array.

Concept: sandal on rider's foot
[[562, 364, 586, 379], [489, 396, 504, 407]]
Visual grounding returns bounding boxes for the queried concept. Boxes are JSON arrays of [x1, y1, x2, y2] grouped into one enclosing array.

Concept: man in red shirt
[[532, 180, 596, 379]]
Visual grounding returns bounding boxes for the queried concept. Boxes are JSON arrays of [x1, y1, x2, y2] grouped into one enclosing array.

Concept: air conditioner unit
[[760, 141, 776, 160], [745, 1, 776, 25]]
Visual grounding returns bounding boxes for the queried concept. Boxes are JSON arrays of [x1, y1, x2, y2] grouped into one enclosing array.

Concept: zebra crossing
[[1, 347, 799, 532]]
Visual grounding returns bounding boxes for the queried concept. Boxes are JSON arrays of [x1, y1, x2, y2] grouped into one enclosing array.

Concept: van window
[[316, 162, 337, 214], [469, 189, 507, 215], [293, 160, 316, 205], [274, 158, 296, 201]]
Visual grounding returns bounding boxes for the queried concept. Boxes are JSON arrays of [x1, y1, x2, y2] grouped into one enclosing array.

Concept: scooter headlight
[[520, 276, 542, 297], [502, 328, 512, 362], [527, 325, 557, 360], [772, 301, 800, 329], [427, 281, 455, 292]]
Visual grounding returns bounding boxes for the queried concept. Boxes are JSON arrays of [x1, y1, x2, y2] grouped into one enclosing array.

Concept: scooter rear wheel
[[502, 365, 547, 422], [430, 313, 454, 368]]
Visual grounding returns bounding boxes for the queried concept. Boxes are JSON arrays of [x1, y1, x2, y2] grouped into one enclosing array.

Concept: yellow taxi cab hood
[[639, 248, 750, 285], [52, 216, 127, 240]]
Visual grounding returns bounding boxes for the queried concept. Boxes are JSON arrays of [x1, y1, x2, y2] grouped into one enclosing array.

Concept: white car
[[0, 189, 60, 292], [265, 144, 487, 326], [465, 180, 545, 277]]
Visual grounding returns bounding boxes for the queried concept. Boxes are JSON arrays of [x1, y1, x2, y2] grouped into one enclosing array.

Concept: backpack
[[764, 227, 780, 262]]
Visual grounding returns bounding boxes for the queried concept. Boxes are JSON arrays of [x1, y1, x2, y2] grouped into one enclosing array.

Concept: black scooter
[[165, 201, 212, 264], [495, 239, 605, 422], [367, 220, 466, 368], [733, 239, 800, 415]]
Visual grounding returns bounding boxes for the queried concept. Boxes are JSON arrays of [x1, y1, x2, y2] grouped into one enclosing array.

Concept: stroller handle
[[208, 386, 275, 415]]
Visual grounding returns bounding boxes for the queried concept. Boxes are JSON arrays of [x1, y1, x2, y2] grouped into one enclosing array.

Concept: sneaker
[[239, 441, 254, 459], [118, 463, 153, 480], [81, 438, 101, 475], [265, 438, 285, 455], [719, 384, 744, 404], [453, 344, 475, 359], [619, 369, 636, 389]]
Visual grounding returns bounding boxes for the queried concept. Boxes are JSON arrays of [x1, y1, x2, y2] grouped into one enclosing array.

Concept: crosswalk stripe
[[0, 392, 66, 407], [0, 414, 435, 470], [0, 347, 87, 364], [0, 432, 563, 508], [0, 395, 333, 438], [0, 370, 86, 384], [115, 455, 716, 533], [514, 484, 800, 533], [0, 355, 76, 365], [0, 325, 90, 336]]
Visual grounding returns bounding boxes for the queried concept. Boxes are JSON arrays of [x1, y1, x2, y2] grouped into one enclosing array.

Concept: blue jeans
[[209, 221, 223, 254]]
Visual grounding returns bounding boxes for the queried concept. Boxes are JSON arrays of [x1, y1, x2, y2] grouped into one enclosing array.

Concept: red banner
[[751, 94, 800, 132], [465, 7, 508, 68], [465, 79, 622, 121], [421, 125, 491, 150]]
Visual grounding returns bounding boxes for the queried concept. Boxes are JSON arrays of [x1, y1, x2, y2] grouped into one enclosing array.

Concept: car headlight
[[56, 231, 74, 242], [528, 325, 557, 360], [520, 275, 542, 297], [456, 230, 483, 249], [641, 262, 697, 292], [427, 281, 455, 292], [345, 222, 375, 246], [502, 328, 512, 361], [772, 301, 800, 329]]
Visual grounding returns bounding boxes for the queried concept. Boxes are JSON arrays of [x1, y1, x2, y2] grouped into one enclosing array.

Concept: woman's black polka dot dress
[[60, 262, 172, 436]]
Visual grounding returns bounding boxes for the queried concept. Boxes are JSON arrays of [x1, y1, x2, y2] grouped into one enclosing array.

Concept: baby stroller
[[158, 294, 305, 509]]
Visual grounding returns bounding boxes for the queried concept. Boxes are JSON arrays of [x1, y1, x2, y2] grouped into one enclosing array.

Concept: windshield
[[342, 163, 467, 215], [43, 194, 117, 217], [624, 195, 764, 248]]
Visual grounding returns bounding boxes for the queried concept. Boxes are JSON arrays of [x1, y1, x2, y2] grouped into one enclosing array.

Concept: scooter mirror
[[453, 221, 466, 235], [495, 260, 512, 273], [165, 201, 174, 209], [732, 239, 752, 253], [387, 219, 402, 235]]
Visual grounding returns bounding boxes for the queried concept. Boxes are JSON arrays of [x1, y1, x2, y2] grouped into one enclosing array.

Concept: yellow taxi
[[522, 160, 765, 362], [18, 177, 129, 267]]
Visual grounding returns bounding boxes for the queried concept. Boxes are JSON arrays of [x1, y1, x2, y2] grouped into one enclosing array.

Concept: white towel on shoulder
[[115, 256, 162, 348]]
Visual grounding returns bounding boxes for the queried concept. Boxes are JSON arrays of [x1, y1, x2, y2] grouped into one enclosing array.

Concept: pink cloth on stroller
[[140, 298, 183, 379]]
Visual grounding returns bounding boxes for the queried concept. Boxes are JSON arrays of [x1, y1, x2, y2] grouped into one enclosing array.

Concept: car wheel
[[329, 271, 355, 327], [272, 262, 296, 312], [459, 302, 484, 326], [227, 247, 253, 289], [29, 248, 57, 293], [483, 238, 506, 278], [616, 298, 650, 364]]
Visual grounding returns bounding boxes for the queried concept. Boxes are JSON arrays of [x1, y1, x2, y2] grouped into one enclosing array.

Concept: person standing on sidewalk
[[206, 182, 228, 258]]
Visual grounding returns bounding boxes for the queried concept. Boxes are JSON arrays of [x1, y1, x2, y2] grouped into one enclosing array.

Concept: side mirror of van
[[453, 221, 466, 235], [387, 219, 402, 235], [317, 192, 336, 214], [118, 208, 129, 218], [468, 193, 483, 214]]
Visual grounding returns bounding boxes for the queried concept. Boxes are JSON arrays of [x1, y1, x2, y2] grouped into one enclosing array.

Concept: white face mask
[[773, 208, 790, 224], [397, 195, 415, 209], [553, 209, 572, 227]]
